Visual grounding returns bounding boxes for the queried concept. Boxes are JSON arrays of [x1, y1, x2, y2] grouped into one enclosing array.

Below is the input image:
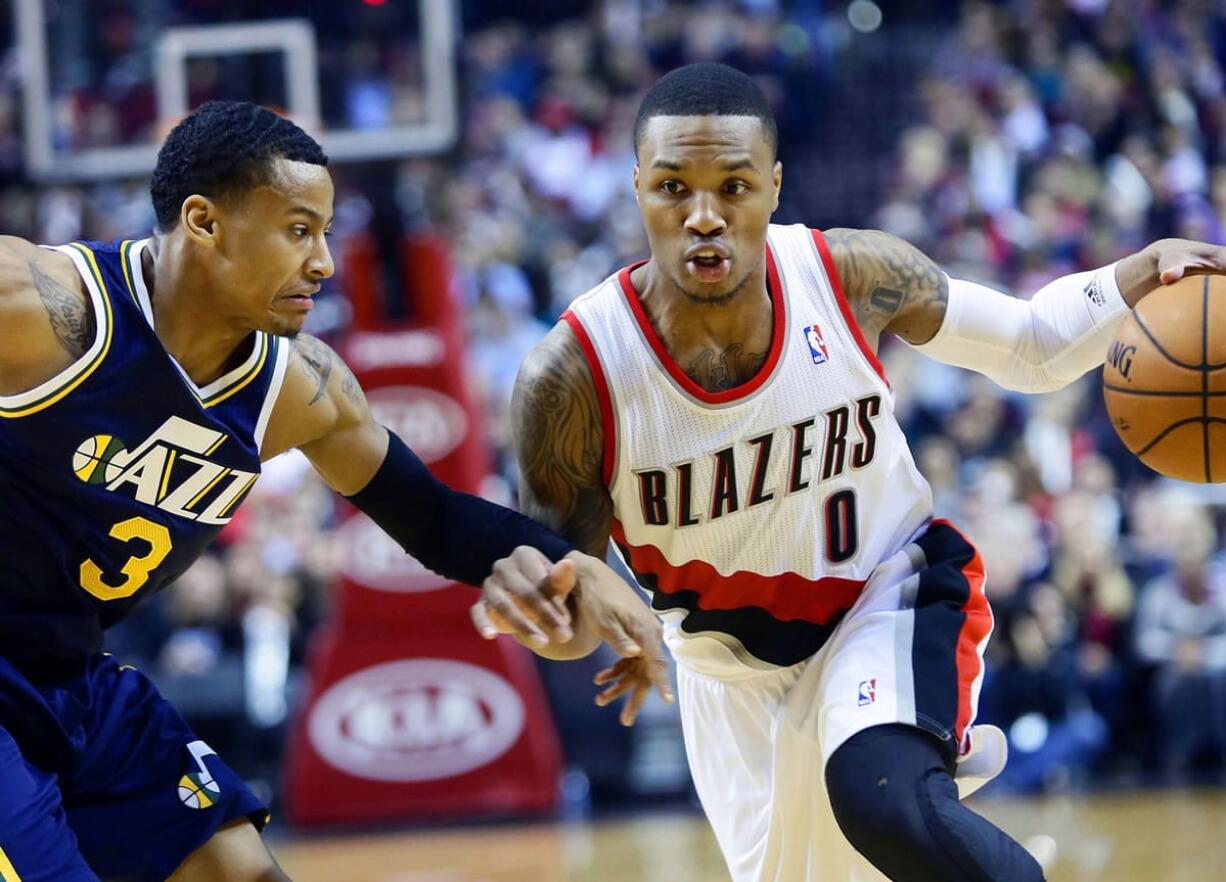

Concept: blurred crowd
[[3, 0, 1226, 796]]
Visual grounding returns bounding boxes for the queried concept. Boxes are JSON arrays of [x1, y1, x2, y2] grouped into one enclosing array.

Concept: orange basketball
[[1103, 274, 1226, 483]]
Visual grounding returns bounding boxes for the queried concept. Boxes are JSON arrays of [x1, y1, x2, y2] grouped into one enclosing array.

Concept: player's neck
[[142, 238, 255, 386], [635, 258, 773, 348]]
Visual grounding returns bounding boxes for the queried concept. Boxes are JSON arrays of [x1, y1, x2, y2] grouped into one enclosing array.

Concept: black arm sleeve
[[344, 431, 576, 587]]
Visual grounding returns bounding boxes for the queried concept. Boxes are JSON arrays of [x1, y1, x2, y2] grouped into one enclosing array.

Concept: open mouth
[[686, 254, 730, 284]]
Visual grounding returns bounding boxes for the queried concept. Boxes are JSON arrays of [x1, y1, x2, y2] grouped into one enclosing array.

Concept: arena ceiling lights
[[15, 0, 458, 180]]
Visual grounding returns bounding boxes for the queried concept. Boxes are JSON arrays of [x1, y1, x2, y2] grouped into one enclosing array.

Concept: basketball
[[1103, 274, 1226, 483]]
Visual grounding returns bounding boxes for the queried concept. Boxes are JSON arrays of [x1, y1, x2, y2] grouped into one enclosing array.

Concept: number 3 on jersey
[[79, 516, 172, 601]]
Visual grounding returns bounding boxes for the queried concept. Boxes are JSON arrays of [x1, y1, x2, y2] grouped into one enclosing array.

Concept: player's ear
[[772, 161, 782, 212], [632, 164, 641, 205], [181, 195, 219, 247]]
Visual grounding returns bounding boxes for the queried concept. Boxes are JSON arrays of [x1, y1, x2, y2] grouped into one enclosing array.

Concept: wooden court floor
[[274, 789, 1226, 882]]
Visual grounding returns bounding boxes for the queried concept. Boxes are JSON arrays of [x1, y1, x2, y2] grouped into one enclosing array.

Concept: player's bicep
[[263, 334, 386, 493], [512, 325, 613, 558], [824, 228, 949, 346], [0, 240, 93, 393]]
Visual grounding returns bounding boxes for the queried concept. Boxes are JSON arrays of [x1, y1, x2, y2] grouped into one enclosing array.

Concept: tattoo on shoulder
[[513, 328, 612, 557], [29, 260, 94, 358], [824, 228, 948, 345], [294, 335, 334, 406], [339, 362, 363, 405]]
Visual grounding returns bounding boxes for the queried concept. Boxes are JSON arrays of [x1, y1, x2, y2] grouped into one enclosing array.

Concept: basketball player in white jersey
[[471, 64, 1226, 881]]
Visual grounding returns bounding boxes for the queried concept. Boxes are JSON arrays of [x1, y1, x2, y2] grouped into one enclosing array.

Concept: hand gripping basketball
[[1105, 244, 1226, 482]]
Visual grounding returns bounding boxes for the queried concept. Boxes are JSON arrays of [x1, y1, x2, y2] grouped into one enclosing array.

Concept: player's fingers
[[547, 559, 578, 607], [643, 646, 674, 704], [514, 572, 573, 642], [510, 544, 553, 584], [600, 616, 643, 658], [482, 581, 548, 647], [595, 676, 635, 707], [593, 658, 632, 685], [469, 601, 499, 640], [490, 563, 568, 640], [620, 682, 650, 727]]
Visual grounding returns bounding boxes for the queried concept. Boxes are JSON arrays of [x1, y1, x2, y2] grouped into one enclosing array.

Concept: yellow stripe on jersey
[[0, 845, 23, 881], [187, 467, 231, 510], [217, 472, 258, 519], [0, 243, 114, 419], [200, 333, 270, 409], [158, 449, 177, 502], [119, 239, 139, 305]]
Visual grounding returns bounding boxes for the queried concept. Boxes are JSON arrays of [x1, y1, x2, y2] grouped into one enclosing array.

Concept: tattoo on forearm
[[824, 228, 948, 345], [295, 336, 334, 406], [513, 328, 613, 557], [685, 344, 767, 392], [29, 260, 94, 357]]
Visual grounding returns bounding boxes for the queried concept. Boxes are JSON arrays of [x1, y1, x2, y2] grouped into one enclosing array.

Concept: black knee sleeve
[[825, 725, 1045, 882]]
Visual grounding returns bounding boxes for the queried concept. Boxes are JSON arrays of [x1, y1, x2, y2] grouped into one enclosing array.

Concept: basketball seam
[[1135, 416, 1226, 458], [1103, 384, 1226, 397], [1132, 311, 1203, 371], [1203, 277, 1211, 483]]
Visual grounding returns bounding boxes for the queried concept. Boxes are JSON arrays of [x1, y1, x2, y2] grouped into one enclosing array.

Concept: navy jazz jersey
[[0, 238, 289, 672]]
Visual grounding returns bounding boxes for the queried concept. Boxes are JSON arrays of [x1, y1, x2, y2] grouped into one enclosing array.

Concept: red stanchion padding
[[400, 234, 461, 342], [282, 619, 562, 826], [341, 230, 383, 332]]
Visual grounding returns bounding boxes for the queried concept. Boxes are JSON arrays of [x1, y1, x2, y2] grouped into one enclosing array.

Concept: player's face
[[210, 158, 335, 337], [634, 115, 781, 303]]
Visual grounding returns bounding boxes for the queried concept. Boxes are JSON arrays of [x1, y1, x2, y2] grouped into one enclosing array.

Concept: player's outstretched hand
[[470, 545, 576, 648], [573, 563, 675, 726]]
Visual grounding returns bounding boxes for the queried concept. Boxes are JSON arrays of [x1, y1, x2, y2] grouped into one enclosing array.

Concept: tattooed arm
[[260, 333, 386, 493], [477, 321, 674, 720], [0, 236, 97, 395], [511, 322, 613, 558], [821, 228, 948, 350]]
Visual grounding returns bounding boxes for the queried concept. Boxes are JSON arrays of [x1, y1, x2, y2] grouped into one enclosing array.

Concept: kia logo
[[367, 387, 468, 464], [336, 513, 451, 593], [308, 660, 526, 782], [347, 330, 446, 371]]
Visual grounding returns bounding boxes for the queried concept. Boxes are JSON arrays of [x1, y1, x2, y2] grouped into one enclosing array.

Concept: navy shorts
[[0, 653, 268, 882]]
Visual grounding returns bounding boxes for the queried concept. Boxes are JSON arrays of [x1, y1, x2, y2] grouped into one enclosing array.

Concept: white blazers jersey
[[563, 224, 935, 678]]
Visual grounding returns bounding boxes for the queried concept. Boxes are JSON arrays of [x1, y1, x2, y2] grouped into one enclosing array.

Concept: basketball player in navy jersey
[[472, 64, 1226, 881], [0, 102, 669, 881]]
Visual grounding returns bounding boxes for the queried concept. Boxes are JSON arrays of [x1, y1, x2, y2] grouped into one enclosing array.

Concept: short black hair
[[150, 101, 328, 231], [633, 63, 777, 159]]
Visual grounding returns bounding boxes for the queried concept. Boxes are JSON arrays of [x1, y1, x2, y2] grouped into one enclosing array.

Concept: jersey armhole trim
[[254, 336, 291, 452], [809, 229, 891, 390], [561, 309, 616, 488], [0, 243, 114, 418]]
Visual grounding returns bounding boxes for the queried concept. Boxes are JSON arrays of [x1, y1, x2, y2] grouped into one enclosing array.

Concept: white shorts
[[677, 520, 998, 882]]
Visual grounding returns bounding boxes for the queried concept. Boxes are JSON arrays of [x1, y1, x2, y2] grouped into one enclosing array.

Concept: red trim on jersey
[[561, 310, 615, 487], [936, 518, 993, 747], [611, 519, 866, 624], [809, 229, 890, 388], [615, 248, 785, 405]]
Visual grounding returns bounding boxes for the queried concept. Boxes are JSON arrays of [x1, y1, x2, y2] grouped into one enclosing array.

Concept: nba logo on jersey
[[804, 323, 829, 365], [858, 678, 877, 706]]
